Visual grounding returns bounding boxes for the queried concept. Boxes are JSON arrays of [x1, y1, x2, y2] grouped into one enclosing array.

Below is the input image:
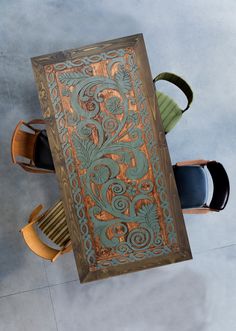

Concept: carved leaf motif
[[137, 203, 159, 228], [59, 71, 89, 86], [72, 134, 97, 169], [105, 96, 123, 114], [119, 151, 132, 165], [114, 65, 132, 93], [91, 166, 110, 184]]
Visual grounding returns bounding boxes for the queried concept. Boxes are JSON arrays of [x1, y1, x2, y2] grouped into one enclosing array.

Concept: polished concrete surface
[[0, 1, 236, 330]]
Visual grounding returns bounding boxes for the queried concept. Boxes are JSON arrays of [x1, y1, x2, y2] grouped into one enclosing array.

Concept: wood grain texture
[[31, 34, 192, 283]]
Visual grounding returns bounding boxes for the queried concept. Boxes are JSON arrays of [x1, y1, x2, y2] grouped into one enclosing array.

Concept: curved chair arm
[[21, 222, 61, 262], [176, 159, 210, 167], [182, 208, 218, 214], [11, 120, 25, 163], [207, 161, 230, 211], [153, 72, 193, 112], [29, 204, 44, 223], [18, 162, 54, 174], [28, 119, 45, 125], [26, 119, 46, 132]]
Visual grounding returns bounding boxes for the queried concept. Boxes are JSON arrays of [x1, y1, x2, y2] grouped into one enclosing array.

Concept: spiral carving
[[111, 223, 128, 238], [138, 179, 154, 194], [91, 165, 110, 185], [102, 117, 118, 133], [111, 181, 126, 195], [117, 242, 132, 255], [127, 226, 153, 250], [111, 196, 130, 213]]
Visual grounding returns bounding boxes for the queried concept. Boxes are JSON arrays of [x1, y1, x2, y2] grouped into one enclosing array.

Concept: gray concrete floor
[[0, 1, 236, 330]]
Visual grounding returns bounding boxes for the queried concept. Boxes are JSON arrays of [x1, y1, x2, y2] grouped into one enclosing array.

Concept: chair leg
[[51, 251, 62, 262], [62, 242, 73, 254]]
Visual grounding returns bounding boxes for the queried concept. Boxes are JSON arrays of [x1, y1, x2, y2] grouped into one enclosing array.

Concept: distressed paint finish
[[32, 34, 192, 282]]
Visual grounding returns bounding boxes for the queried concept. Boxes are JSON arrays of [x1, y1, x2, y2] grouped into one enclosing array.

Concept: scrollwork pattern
[[45, 48, 177, 269]]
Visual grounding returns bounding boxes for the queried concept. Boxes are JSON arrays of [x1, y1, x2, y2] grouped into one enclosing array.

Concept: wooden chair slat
[[49, 222, 68, 243], [46, 217, 67, 240], [55, 229, 70, 246], [39, 203, 64, 231], [20, 201, 71, 262]]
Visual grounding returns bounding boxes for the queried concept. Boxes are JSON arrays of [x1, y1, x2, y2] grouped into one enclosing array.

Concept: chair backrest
[[153, 72, 193, 133], [11, 119, 54, 173], [11, 120, 38, 163], [207, 161, 230, 210], [21, 201, 72, 262], [38, 201, 71, 248], [156, 91, 183, 133]]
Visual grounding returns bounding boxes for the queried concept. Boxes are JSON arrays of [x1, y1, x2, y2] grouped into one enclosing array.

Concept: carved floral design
[[45, 48, 176, 269], [105, 96, 123, 114]]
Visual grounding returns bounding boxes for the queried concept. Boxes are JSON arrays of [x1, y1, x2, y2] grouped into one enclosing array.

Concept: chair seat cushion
[[34, 130, 55, 171], [173, 165, 208, 209]]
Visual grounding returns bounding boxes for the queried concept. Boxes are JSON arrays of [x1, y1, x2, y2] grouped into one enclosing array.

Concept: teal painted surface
[[46, 48, 177, 269]]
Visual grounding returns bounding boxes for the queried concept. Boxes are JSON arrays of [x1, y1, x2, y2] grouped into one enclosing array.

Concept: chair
[[173, 160, 230, 214], [153, 72, 193, 133], [11, 119, 55, 173], [20, 201, 72, 262]]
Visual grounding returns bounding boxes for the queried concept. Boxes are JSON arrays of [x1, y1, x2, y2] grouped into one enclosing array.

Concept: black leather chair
[[173, 159, 230, 214]]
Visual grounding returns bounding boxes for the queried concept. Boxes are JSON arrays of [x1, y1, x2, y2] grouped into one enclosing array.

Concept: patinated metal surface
[[31, 34, 192, 283]]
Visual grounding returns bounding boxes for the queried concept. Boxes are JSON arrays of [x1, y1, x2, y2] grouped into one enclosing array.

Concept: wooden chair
[[153, 72, 193, 133], [11, 119, 55, 173], [21, 201, 72, 262], [173, 159, 230, 214]]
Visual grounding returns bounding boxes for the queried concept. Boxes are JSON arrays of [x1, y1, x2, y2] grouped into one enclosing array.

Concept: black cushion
[[34, 130, 55, 171], [173, 165, 207, 209]]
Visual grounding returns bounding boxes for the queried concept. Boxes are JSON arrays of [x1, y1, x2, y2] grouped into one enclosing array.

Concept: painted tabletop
[[32, 34, 192, 283]]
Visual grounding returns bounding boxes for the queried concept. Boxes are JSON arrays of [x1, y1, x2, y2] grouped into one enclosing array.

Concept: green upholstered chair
[[153, 72, 193, 133]]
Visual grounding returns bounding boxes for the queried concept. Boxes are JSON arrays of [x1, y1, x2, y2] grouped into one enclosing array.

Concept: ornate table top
[[32, 34, 192, 283]]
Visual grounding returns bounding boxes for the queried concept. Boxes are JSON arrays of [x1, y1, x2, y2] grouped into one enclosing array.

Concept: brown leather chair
[[11, 119, 55, 173]]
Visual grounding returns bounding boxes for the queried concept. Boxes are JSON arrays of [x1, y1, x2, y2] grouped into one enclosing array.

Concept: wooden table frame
[[32, 34, 192, 283]]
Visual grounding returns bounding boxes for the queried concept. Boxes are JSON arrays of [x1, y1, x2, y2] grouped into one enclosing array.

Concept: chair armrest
[[26, 119, 45, 132], [28, 119, 45, 125], [182, 208, 218, 214], [153, 72, 193, 111], [29, 204, 44, 223], [19, 162, 54, 174], [176, 159, 210, 167]]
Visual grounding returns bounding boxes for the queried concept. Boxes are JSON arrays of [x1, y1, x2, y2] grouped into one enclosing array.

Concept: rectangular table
[[32, 34, 192, 283]]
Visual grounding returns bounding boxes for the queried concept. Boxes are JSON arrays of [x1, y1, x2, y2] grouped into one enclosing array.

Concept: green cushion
[[156, 91, 182, 133]]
